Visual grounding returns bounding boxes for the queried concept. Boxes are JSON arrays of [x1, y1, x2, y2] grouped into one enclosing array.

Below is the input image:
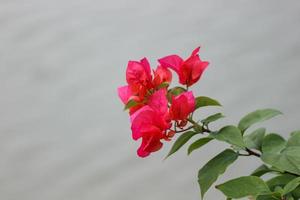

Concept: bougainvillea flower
[[158, 47, 209, 86], [169, 91, 195, 121], [148, 88, 168, 115], [117, 85, 133, 104], [137, 126, 164, 157], [130, 105, 171, 157], [117, 85, 144, 115], [130, 90, 170, 139], [126, 58, 152, 95], [152, 65, 172, 88]]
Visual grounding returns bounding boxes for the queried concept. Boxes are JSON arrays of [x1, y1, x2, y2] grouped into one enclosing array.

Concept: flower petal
[[130, 106, 155, 140], [153, 65, 172, 87], [158, 55, 183, 73], [185, 91, 196, 113], [117, 85, 132, 104], [191, 46, 200, 56], [169, 91, 195, 120], [140, 57, 152, 81], [148, 88, 168, 114], [126, 60, 151, 86], [137, 142, 150, 157], [180, 48, 209, 86], [137, 129, 163, 157]]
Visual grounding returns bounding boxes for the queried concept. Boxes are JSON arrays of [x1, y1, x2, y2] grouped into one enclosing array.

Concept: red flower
[[130, 106, 171, 157], [118, 48, 209, 157], [117, 85, 144, 115], [126, 58, 152, 98], [152, 65, 172, 88], [118, 59, 172, 115], [130, 89, 171, 157], [117, 85, 135, 104], [158, 47, 209, 86], [148, 88, 169, 115], [169, 91, 195, 121], [117, 58, 153, 115]]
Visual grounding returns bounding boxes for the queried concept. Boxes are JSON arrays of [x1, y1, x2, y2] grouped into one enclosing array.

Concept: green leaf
[[257, 195, 280, 200], [244, 128, 266, 151], [124, 99, 139, 110], [262, 146, 300, 175], [216, 176, 271, 199], [287, 131, 300, 147], [260, 134, 300, 175], [287, 196, 295, 200], [193, 124, 203, 133], [292, 187, 300, 199], [198, 149, 238, 198], [262, 133, 286, 154], [165, 131, 197, 158], [251, 165, 272, 177], [201, 113, 225, 126], [269, 166, 285, 173], [238, 109, 282, 133], [213, 125, 246, 147], [167, 87, 186, 102], [274, 186, 284, 195], [266, 174, 297, 191], [187, 137, 213, 155], [283, 177, 300, 195], [195, 96, 221, 110], [157, 81, 169, 89]]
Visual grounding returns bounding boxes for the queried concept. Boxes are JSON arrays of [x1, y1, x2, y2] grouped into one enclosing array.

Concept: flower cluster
[[118, 45, 300, 200], [118, 47, 209, 157]]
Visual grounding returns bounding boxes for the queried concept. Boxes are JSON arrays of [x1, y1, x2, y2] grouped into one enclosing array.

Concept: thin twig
[[245, 148, 261, 157], [170, 125, 195, 133]]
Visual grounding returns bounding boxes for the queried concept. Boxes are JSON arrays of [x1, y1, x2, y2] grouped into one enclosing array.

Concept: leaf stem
[[188, 118, 263, 158], [171, 125, 195, 133], [187, 118, 211, 133]]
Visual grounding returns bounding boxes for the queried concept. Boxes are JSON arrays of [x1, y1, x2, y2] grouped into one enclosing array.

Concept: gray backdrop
[[1, 0, 300, 200]]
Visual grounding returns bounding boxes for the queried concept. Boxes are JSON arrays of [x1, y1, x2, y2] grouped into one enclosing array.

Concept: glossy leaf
[[198, 149, 238, 198], [244, 128, 266, 150], [216, 176, 271, 199], [214, 125, 246, 147], [165, 131, 197, 158], [238, 109, 282, 133], [201, 113, 225, 126], [195, 96, 221, 110], [187, 137, 213, 155]]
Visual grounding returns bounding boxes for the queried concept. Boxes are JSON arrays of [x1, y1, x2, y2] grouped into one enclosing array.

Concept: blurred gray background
[[0, 0, 300, 200]]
